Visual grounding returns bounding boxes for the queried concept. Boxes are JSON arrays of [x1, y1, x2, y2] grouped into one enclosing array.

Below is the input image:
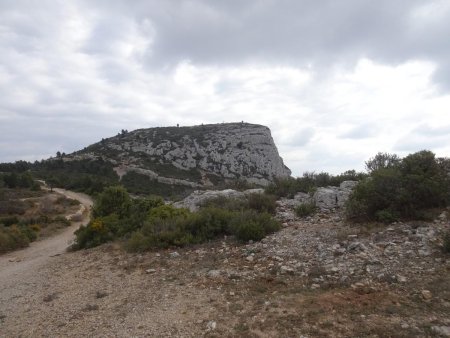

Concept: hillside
[[60, 122, 290, 196]]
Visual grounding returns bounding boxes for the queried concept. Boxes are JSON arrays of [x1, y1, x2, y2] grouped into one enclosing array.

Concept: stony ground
[[1, 206, 449, 337]]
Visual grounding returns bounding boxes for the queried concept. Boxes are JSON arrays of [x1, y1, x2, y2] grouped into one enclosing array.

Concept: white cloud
[[0, 1, 450, 176]]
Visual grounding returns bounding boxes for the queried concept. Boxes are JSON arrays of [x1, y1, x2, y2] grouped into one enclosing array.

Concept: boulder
[[173, 189, 246, 211], [313, 181, 358, 210]]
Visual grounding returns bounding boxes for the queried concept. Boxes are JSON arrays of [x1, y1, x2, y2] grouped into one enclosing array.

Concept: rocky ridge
[[69, 123, 291, 188]]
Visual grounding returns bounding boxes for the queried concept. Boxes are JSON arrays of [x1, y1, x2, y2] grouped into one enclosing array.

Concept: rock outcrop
[[173, 188, 264, 211], [313, 180, 358, 210], [276, 181, 359, 219], [70, 123, 291, 188]]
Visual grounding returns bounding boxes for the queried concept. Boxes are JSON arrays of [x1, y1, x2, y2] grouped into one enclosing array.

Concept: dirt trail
[[0, 189, 93, 302]]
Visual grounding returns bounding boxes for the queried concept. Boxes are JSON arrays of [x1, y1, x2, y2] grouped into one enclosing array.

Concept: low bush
[[247, 193, 277, 214], [374, 209, 399, 223], [73, 215, 120, 249], [295, 202, 317, 217], [92, 186, 131, 218], [230, 211, 281, 242], [266, 170, 366, 198], [125, 207, 281, 252], [443, 231, 450, 254], [76, 186, 282, 251], [201, 195, 246, 211], [0, 200, 27, 215], [0, 225, 32, 253], [201, 193, 277, 215], [346, 150, 450, 223], [0, 216, 20, 227]]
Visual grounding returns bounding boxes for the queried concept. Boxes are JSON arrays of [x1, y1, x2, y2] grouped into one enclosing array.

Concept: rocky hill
[[68, 123, 291, 190]]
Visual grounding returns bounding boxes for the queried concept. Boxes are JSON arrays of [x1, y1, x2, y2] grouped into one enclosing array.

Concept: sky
[[1, 0, 450, 176]]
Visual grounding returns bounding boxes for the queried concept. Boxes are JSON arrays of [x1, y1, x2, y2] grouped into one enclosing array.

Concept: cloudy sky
[[1, 0, 450, 175]]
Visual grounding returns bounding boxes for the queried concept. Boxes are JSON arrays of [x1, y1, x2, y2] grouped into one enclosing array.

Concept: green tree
[[93, 186, 131, 218], [365, 152, 401, 173]]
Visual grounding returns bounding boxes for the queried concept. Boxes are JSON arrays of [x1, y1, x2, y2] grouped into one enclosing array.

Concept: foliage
[[365, 152, 401, 174], [75, 184, 282, 251], [202, 193, 277, 215], [31, 158, 119, 195], [230, 211, 280, 242], [295, 202, 317, 217], [0, 225, 33, 253], [120, 171, 193, 199], [266, 170, 367, 198], [247, 193, 277, 214], [201, 195, 247, 211], [0, 172, 40, 190], [443, 230, 450, 254], [0, 216, 20, 227], [73, 215, 119, 249], [125, 207, 281, 252], [92, 186, 131, 219], [346, 150, 450, 222]]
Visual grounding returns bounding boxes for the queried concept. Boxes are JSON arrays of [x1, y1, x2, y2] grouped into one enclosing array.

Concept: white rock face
[[81, 123, 291, 187], [173, 188, 264, 211], [313, 181, 358, 210]]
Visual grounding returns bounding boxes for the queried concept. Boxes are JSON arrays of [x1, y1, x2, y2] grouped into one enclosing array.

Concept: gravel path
[[0, 195, 448, 337], [0, 189, 93, 332]]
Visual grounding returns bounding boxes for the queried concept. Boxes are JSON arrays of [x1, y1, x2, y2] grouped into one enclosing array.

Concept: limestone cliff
[[70, 123, 291, 188]]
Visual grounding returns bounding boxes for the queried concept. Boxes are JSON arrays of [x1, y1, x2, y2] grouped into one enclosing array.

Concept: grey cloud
[[1, 0, 450, 174], [394, 124, 450, 152], [281, 128, 315, 147], [105, 0, 450, 88], [284, 147, 366, 175], [340, 124, 378, 139]]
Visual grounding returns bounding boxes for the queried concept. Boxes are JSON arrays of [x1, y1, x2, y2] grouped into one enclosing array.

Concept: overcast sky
[[1, 0, 450, 175]]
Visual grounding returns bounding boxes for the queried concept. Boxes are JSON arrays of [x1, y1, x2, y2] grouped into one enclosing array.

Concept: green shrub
[[0, 216, 19, 227], [232, 219, 264, 242], [93, 186, 131, 218], [266, 171, 367, 198], [0, 225, 30, 253], [365, 152, 401, 173], [201, 196, 246, 211], [375, 209, 399, 223], [125, 208, 281, 251], [201, 193, 277, 214], [121, 171, 193, 199], [295, 202, 317, 217], [444, 231, 450, 253], [346, 150, 450, 223], [187, 207, 234, 241], [247, 193, 277, 214], [230, 211, 281, 242], [73, 216, 119, 249], [148, 204, 190, 222]]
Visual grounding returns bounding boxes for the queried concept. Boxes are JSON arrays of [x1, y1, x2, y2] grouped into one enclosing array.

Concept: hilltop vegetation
[[346, 150, 450, 223], [0, 187, 79, 253], [73, 186, 281, 251]]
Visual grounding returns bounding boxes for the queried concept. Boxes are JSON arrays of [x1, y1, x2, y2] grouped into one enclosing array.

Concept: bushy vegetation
[[120, 171, 193, 199], [74, 187, 281, 251], [201, 193, 277, 214], [0, 185, 75, 253], [295, 202, 317, 217], [0, 172, 40, 190], [0, 158, 119, 195], [125, 207, 280, 252], [443, 230, 450, 254], [266, 170, 367, 198], [346, 151, 450, 223], [0, 225, 33, 253], [0, 214, 70, 254]]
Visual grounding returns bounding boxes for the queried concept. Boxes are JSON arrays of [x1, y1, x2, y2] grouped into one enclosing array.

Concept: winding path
[[0, 188, 93, 303]]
